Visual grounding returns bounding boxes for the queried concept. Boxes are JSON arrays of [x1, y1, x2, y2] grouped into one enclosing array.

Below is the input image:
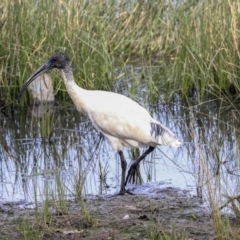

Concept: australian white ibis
[[18, 52, 181, 195]]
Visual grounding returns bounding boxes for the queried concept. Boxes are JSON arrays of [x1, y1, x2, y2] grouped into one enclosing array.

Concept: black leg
[[118, 151, 133, 195], [125, 146, 155, 185]]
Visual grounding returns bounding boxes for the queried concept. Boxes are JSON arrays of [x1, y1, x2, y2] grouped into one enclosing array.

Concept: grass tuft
[[0, 0, 240, 105]]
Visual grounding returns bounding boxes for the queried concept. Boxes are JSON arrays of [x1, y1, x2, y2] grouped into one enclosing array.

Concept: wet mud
[[0, 185, 218, 240]]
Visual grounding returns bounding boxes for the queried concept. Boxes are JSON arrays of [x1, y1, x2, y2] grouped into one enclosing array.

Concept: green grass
[[0, 0, 240, 105], [149, 226, 187, 240]]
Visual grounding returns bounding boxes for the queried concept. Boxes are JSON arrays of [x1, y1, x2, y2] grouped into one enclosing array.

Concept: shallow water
[[0, 95, 240, 210]]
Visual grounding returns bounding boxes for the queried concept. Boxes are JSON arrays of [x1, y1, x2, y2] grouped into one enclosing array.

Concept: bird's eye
[[56, 63, 62, 68]]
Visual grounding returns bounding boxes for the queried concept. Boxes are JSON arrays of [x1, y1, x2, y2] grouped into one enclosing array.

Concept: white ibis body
[[18, 52, 181, 195]]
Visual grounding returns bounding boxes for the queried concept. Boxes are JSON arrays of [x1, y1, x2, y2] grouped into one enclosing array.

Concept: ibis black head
[[18, 52, 70, 102]]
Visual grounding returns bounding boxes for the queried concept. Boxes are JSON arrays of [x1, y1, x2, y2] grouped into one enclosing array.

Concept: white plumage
[[18, 52, 181, 195]]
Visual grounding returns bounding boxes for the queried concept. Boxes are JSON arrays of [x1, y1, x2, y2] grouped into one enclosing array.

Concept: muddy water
[[0, 96, 239, 211]]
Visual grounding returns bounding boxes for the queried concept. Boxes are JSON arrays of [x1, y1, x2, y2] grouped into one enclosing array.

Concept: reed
[[0, 0, 240, 105]]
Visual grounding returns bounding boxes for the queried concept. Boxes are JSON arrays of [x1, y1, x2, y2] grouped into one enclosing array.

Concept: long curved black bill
[[17, 60, 54, 103]]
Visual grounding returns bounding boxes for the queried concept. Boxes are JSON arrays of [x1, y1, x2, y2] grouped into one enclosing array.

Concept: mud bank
[[0, 184, 219, 240]]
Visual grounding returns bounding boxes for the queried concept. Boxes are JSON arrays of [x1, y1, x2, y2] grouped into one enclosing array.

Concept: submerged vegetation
[[0, 0, 240, 104], [1, 0, 240, 239]]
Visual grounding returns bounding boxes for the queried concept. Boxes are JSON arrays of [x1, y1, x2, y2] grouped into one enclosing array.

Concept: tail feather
[[150, 122, 166, 138], [150, 122, 181, 147]]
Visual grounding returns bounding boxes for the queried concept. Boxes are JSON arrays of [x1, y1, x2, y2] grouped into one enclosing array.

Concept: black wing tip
[[150, 122, 165, 138]]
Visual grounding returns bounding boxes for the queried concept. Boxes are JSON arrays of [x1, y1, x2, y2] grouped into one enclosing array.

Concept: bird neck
[[59, 67, 88, 114], [59, 65, 75, 83]]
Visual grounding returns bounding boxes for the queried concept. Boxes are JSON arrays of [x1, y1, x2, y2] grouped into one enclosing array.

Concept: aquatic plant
[[0, 0, 240, 105]]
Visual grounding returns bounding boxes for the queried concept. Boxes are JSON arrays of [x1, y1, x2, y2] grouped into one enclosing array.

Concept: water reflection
[[0, 96, 240, 210]]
